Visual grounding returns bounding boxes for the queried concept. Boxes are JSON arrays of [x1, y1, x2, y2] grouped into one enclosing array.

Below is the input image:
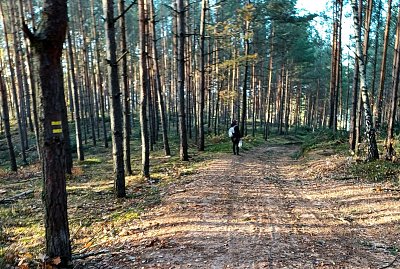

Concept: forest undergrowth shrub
[[296, 129, 348, 158], [349, 160, 400, 184]]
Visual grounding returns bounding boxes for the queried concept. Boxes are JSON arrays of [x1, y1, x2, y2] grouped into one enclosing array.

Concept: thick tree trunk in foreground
[[103, 0, 125, 197], [23, 0, 71, 265], [351, 0, 379, 161]]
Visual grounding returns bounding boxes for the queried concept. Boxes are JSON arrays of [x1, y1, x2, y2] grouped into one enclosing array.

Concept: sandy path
[[75, 143, 400, 268]]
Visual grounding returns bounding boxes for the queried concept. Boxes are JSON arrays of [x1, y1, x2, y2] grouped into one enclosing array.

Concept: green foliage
[[296, 129, 348, 158], [349, 160, 400, 183]]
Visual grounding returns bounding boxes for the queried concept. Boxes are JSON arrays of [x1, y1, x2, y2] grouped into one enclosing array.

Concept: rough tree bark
[[198, 0, 207, 151], [351, 0, 379, 161], [103, 0, 126, 197], [23, 0, 72, 265], [138, 0, 150, 178], [177, 0, 189, 161], [118, 0, 132, 175]]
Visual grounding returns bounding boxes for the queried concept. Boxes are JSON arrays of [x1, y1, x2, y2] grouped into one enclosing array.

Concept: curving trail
[[77, 143, 400, 268]]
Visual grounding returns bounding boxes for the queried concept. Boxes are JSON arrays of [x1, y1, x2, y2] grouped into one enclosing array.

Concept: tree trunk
[[91, 0, 108, 148], [67, 32, 84, 161], [328, 1, 338, 131], [9, 0, 29, 153], [103, 0, 125, 197], [0, 69, 17, 171], [375, 0, 392, 130], [20, 0, 40, 159], [240, 12, 250, 136], [370, 0, 382, 112], [177, 0, 189, 161], [78, 0, 96, 147], [198, 0, 207, 151], [149, 0, 171, 156], [138, 0, 150, 178], [0, 2, 27, 165], [265, 25, 274, 140], [351, 0, 379, 160], [118, 0, 132, 175], [385, 4, 400, 160], [16, 0, 34, 134], [362, 0, 373, 65], [23, 0, 71, 265]]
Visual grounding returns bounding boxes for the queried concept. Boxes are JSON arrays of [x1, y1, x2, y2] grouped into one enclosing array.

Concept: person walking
[[229, 120, 241, 155]]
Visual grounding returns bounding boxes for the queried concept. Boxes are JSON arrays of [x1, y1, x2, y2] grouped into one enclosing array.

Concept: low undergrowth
[[298, 129, 400, 185]]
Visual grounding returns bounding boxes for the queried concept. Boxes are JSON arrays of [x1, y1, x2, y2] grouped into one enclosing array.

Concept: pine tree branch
[[22, 22, 35, 42], [114, 0, 137, 23]]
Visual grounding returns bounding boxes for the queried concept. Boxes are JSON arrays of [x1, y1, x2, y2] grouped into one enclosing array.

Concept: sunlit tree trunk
[[385, 5, 400, 160], [370, 0, 382, 112], [78, 0, 96, 147], [265, 25, 274, 140], [149, 0, 170, 156], [91, 0, 108, 148], [0, 2, 27, 165], [351, 0, 379, 160], [103, 0, 126, 197], [118, 0, 132, 175], [138, 0, 150, 178], [375, 0, 392, 130], [67, 32, 84, 161], [198, 0, 207, 151]]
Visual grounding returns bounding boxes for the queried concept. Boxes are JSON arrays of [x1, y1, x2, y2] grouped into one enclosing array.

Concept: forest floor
[[1, 138, 400, 268]]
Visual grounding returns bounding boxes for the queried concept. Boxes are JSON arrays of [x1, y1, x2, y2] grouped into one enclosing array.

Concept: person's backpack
[[228, 126, 235, 137]]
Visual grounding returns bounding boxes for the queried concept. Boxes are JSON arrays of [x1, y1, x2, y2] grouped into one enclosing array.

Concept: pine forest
[[0, 0, 400, 268]]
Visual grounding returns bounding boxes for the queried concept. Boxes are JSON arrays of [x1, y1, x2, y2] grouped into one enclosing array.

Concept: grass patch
[[295, 129, 348, 158], [79, 158, 103, 165], [110, 208, 141, 222], [349, 160, 400, 183]]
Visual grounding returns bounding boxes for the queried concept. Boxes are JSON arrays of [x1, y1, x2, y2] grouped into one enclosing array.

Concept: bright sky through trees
[[296, 0, 328, 14], [296, 0, 352, 53]]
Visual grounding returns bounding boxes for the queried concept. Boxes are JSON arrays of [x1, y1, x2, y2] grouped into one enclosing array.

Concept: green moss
[[111, 209, 141, 222], [79, 158, 103, 165]]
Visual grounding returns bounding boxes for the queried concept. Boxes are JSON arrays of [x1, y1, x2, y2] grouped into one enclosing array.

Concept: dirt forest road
[[77, 143, 400, 269]]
